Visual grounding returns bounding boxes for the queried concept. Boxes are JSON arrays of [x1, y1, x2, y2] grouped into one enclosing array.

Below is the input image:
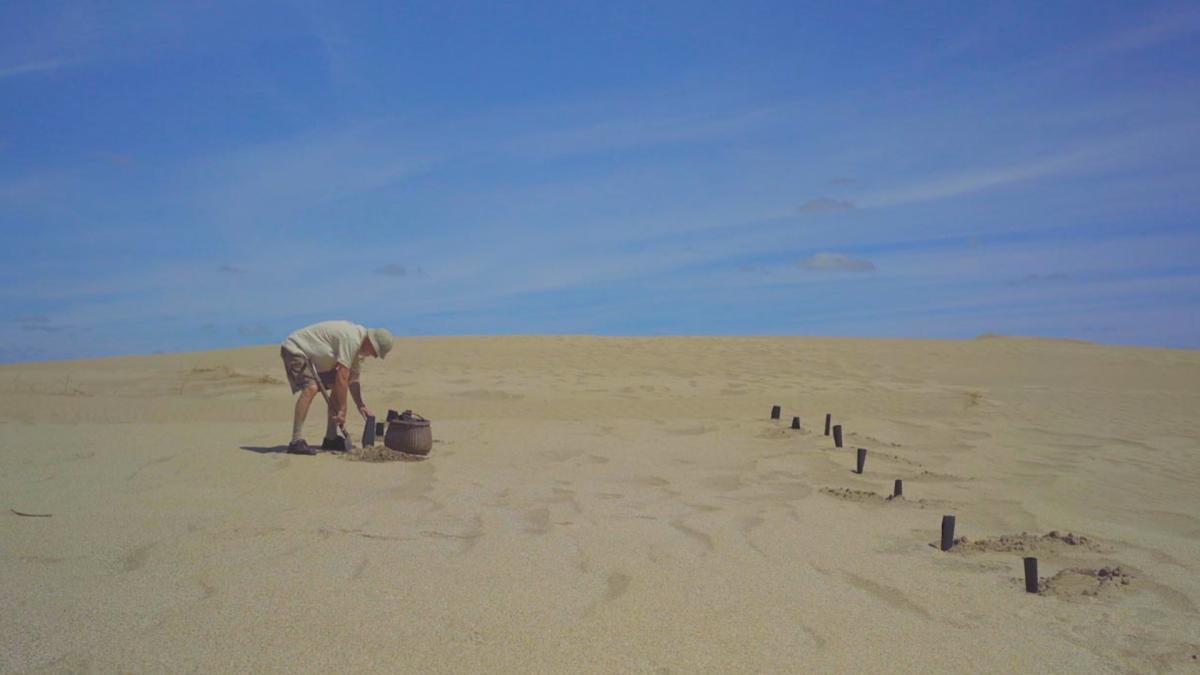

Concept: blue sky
[[1, 1, 1198, 361]]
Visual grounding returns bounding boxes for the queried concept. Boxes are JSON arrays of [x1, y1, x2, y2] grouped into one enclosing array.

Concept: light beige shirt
[[281, 321, 366, 374]]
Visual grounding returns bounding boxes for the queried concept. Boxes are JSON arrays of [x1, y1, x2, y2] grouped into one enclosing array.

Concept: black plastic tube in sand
[[771, 405, 781, 420], [1024, 557, 1039, 593], [791, 416, 801, 429], [362, 415, 376, 447], [833, 425, 843, 448], [893, 479, 903, 498], [940, 515, 956, 551], [856, 448, 867, 474], [824, 414, 831, 436], [376, 421, 385, 437]]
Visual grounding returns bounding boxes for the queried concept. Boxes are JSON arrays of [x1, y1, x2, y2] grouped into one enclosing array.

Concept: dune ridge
[[2, 336, 1198, 672]]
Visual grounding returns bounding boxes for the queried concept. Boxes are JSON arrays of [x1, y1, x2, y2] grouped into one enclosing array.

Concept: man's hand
[[332, 409, 347, 427], [358, 405, 372, 420]]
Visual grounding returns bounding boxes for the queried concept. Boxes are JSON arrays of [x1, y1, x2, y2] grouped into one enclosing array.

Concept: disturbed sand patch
[[821, 487, 891, 503], [952, 530, 1106, 554], [820, 487, 934, 508], [1036, 566, 1135, 598], [339, 446, 429, 463]]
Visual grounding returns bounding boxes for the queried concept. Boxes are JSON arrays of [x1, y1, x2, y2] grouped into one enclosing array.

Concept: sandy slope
[[1, 336, 1198, 673]]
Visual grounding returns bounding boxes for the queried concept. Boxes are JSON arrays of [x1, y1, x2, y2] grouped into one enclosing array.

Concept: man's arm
[[349, 370, 370, 419], [331, 364, 352, 425]]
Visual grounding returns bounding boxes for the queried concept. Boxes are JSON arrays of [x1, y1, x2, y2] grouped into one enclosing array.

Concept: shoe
[[287, 439, 317, 455], [321, 436, 350, 451]]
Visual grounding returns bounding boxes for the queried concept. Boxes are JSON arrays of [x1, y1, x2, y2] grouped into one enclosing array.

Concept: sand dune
[[2, 336, 1198, 672]]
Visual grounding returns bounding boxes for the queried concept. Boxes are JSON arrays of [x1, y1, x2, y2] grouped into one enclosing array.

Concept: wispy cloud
[[2, 4, 1197, 357], [184, 126, 421, 237], [1009, 272, 1071, 286], [97, 153, 135, 166], [859, 154, 1080, 207], [1086, 7, 1200, 57], [1034, 7, 1200, 77], [0, 59, 68, 79], [797, 198, 854, 214], [797, 253, 876, 272], [503, 105, 780, 159]]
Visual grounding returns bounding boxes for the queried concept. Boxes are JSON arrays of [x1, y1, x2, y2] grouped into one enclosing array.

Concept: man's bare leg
[[325, 402, 338, 440], [292, 385, 319, 443]]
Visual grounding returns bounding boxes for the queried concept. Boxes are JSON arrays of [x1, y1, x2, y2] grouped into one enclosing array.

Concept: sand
[[1, 335, 1198, 673]]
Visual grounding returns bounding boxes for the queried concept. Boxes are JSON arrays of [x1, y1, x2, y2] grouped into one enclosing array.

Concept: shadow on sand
[[239, 445, 289, 454]]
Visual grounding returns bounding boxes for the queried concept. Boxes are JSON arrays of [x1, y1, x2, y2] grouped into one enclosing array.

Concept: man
[[279, 320, 394, 455]]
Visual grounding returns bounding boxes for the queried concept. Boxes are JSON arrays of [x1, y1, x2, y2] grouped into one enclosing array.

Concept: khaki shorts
[[280, 347, 336, 394]]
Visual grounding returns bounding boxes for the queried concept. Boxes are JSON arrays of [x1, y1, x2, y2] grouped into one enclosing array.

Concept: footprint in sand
[[421, 514, 486, 554], [349, 556, 369, 581], [195, 577, 218, 600], [605, 572, 631, 601], [666, 425, 714, 436], [127, 453, 178, 481], [522, 507, 552, 534], [810, 564, 932, 621], [857, 434, 903, 449], [913, 470, 971, 483], [383, 463, 437, 501], [703, 473, 742, 492], [630, 475, 671, 488], [668, 517, 715, 553], [121, 541, 157, 573], [456, 389, 523, 400], [839, 569, 932, 620], [550, 487, 583, 514], [738, 515, 768, 556], [538, 446, 586, 463], [756, 427, 794, 440]]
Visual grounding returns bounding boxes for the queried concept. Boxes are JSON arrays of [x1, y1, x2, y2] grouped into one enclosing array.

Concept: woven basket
[[383, 410, 433, 456]]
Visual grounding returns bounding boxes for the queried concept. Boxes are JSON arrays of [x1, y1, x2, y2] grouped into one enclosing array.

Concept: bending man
[[279, 320, 394, 454]]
